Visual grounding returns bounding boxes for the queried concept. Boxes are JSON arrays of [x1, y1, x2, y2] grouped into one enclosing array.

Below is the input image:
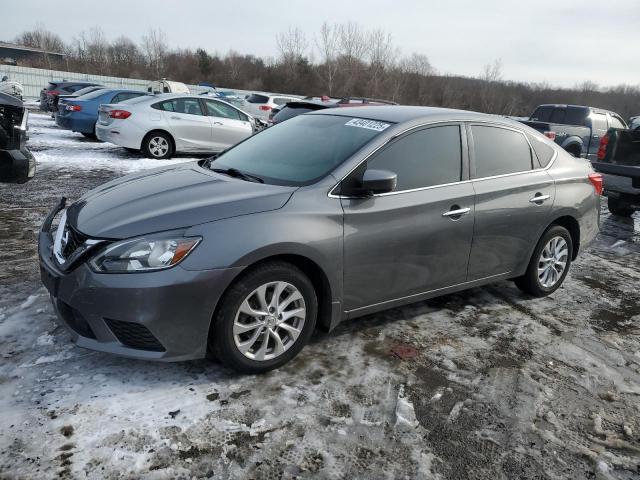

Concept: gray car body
[[38, 106, 600, 361]]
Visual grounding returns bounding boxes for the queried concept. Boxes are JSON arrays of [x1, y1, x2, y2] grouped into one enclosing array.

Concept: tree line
[[10, 23, 640, 119]]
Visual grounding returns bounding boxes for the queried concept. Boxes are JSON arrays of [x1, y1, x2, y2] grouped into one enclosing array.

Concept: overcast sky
[[5, 0, 639, 88]]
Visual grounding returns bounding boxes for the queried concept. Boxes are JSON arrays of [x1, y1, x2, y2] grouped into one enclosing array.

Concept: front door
[[203, 99, 253, 151], [341, 123, 475, 311], [466, 123, 555, 280]]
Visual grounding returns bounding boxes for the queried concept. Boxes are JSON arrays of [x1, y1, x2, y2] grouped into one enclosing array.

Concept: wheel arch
[[141, 129, 176, 153], [208, 252, 337, 341], [548, 215, 581, 260]]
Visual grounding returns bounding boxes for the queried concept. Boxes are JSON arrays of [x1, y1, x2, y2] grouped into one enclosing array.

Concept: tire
[[142, 132, 173, 159], [514, 225, 573, 297], [124, 147, 139, 154], [607, 198, 635, 217], [209, 261, 318, 374], [81, 131, 96, 139]]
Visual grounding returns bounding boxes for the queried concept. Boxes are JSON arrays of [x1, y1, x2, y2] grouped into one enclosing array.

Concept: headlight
[[89, 236, 201, 273]]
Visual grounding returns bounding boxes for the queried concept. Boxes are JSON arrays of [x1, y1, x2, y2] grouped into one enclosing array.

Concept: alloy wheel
[[148, 137, 169, 157], [233, 281, 306, 361], [537, 236, 568, 288]]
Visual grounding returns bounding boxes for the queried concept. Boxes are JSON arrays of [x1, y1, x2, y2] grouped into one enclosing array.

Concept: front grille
[[56, 300, 96, 339], [104, 319, 166, 352], [61, 224, 88, 259]]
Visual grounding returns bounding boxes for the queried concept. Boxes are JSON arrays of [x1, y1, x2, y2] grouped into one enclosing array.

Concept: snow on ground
[[0, 113, 639, 479]]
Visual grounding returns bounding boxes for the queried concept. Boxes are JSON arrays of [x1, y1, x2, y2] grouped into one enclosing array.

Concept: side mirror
[[354, 169, 397, 196]]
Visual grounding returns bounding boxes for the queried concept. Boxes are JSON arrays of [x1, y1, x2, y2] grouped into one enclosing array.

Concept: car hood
[[67, 162, 296, 239]]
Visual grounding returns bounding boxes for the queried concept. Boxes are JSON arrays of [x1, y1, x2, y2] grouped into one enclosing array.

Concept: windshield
[[210, 114, 392, 186]]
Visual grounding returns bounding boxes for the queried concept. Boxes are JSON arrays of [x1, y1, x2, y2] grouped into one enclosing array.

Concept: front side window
[[367, 125, 462, 190], [472, 125, 532, 178], [204, 99, 241, 120], [211, 115, 390, 186], [155, 98, 203, 115], [549, 108, 566, 123], [531, 106, 552, 122]]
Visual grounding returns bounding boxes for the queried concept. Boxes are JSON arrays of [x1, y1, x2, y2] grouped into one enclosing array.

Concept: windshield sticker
[[345, 118, 391, 132]]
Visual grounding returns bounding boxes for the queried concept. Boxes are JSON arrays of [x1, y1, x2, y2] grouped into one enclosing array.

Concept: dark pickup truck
[[520, 104, 627, 159], [592, 128, 640, 216]]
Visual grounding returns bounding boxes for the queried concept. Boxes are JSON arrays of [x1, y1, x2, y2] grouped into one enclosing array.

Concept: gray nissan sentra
[[38, 106, 601, 373]]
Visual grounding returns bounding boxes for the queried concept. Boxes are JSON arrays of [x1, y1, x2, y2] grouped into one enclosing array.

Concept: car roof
[[535, 104, 618, 115], [309, 105, 524, 127]]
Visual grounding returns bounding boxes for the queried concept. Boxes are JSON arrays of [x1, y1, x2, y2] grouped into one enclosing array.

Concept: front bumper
[[38, 201, 242, 361]]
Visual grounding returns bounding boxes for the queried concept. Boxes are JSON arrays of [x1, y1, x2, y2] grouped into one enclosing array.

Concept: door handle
[[529, 194, 551, 204], [213, 121, 223, 126], [170, 116, 181, 120], [442, 207, 471, 218]]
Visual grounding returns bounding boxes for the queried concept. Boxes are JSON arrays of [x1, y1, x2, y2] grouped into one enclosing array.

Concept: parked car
[[147, 80, 190, 94], [519, 104, 627, 159], [242, 93, 300, 120], [55, 88, 147, 138], [592, 127, 640, 216], [96, 93, 256, 158], [271, 97, 397, 125], [39, 106, 601, 373], [39, 81, 102, 112], [57, 85, 105, 103], [629, 116, 640, 131], [0, 76, 24, 101], [0, 93, 35, 183]]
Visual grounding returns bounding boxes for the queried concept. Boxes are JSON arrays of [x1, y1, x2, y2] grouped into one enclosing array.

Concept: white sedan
[[96, 94, 257, 159]]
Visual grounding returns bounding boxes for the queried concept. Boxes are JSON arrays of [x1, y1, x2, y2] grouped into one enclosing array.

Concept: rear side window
[[246, 94, 269, 104], [472, 125, 532, 178], [609, 115, 625, 129], [368, 125, 462, 190], [526, 132, 556, 167], [153, 98, 203, 115], [592, 113, 608, 132], [565, 107, 587, 125]]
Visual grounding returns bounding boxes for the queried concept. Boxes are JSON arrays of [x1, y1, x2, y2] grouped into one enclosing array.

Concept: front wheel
[[607, 198, 635, 217], [142, 132, 173, 159], [514, 225, 573, 297], [209, 262, 318, 373]]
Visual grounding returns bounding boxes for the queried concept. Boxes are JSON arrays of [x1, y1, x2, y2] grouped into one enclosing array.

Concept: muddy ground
[[0, 114, 639, 479]]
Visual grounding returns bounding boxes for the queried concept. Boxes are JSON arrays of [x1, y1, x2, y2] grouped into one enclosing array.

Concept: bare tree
[[142, 28, 168, 78], [276, 27, 308, 64], [315, 22, 339, 94]]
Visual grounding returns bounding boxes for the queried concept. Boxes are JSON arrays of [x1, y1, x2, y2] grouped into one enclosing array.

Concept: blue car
[[55, 89, 147, 138]]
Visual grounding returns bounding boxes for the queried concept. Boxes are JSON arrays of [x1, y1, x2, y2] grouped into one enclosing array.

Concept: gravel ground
[[1, 114, 639, 480]]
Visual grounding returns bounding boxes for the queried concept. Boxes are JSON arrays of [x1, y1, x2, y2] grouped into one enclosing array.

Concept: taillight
[[544, 131, 556, 141], [47, 90, 61, 96], [597, 133, 609, 161], [259, 105, 272, 111], [66, 105, 81, 112], [109, 110, 131, 119], [588, 173, 603, 195]]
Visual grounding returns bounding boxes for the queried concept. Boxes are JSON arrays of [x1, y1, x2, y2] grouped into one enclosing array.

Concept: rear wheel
[[142, 132, 173, 159], [607, 198, 635, 217], [209, 262, 317, 373], [515, 225, 573, 297], [81, 131, 96, 139]]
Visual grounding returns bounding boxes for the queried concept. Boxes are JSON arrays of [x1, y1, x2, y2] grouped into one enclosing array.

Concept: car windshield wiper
[[212, 167, 264, 183]]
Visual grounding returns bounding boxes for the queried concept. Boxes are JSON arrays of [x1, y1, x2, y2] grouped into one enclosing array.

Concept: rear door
[[341, 123, 475, 311], [467, 124, 555, 280], [202, 99, 253, 150], [157, 97, 214, 151]]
